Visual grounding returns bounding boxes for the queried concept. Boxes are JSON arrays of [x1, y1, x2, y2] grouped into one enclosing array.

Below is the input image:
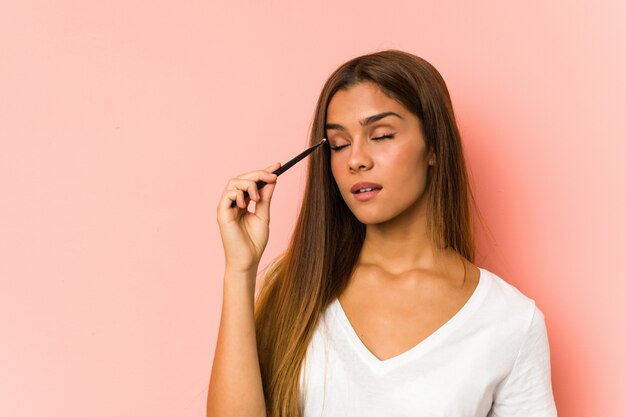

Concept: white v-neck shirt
[[298, 267, 557, 417]]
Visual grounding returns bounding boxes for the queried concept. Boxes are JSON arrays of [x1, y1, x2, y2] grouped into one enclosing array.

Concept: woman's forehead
[[327, 84, 406, 122]]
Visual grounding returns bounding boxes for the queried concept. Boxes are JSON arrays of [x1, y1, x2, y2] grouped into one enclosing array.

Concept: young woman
[[209, 50, 557, 417]]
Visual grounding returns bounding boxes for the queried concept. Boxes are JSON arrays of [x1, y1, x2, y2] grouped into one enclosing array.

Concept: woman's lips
[[352, 188, 381, 201], [350, 182, 383, 193], [349, 181, 383, 202]]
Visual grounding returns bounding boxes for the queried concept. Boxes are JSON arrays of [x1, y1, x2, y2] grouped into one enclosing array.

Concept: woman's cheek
[[330, 160, 347, 194]]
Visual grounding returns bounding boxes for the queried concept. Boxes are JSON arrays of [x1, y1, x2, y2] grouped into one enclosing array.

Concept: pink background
[[1, 1, 624, 416]]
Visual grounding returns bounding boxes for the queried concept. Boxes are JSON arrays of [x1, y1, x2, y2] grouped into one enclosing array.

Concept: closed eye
[[329, 133, 396, 151], [373, 133, 395, 141]]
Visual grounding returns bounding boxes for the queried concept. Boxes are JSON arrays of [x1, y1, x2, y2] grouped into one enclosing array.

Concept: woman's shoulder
[[470, 267, 551, 362], [478, 266, 541, 323]]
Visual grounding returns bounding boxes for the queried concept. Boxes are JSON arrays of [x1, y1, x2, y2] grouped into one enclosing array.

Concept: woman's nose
[[348, 140, 373, 171]]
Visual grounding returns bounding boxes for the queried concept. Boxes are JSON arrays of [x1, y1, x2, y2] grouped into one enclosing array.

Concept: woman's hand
[[216, 162, 281, 273]]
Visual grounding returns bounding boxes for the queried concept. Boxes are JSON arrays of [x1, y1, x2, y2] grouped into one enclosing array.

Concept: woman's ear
[[428, 150, 436, 166]]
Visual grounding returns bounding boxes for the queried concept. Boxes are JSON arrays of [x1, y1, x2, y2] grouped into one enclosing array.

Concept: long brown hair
[[254, 49, 477, 416]]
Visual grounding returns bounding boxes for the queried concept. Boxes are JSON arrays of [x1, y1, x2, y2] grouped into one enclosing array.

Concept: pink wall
[[1, 1, 624, 416]]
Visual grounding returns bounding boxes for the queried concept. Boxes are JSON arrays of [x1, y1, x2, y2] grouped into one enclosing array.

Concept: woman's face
[[326, 82, 435, 224]]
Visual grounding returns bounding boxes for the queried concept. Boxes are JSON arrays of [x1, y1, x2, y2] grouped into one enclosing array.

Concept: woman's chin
[[349, 197, 424, 226], [349, 206, 393, 225]]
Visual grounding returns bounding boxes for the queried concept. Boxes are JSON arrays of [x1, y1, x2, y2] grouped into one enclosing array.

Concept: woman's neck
[[357, 201, 456, 276], [358, 224, 437, 275]]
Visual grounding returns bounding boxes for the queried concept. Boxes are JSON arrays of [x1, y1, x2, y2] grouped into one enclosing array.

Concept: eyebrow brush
[[230, 138, 327, 208]]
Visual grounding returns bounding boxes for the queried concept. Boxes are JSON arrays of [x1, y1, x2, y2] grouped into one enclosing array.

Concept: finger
[[263, 161, 282, 173], [219, 189, 244, 212], [237, 190, 246, 208], [236, 162, 282, 181], [231, 175, 278, 201], [222, 162, 281, 211], [254, 178, 277, 223], [226, 178, 261, 201]]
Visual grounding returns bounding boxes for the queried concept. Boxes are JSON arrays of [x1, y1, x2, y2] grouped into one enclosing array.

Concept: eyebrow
[[325, 111, 403, 131]]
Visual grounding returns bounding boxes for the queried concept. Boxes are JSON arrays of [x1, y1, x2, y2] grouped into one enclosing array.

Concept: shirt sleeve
[[489, 304, 558, 417]]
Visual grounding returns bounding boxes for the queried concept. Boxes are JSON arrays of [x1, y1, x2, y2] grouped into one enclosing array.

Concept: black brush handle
[[229, 138, 326, 208]]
